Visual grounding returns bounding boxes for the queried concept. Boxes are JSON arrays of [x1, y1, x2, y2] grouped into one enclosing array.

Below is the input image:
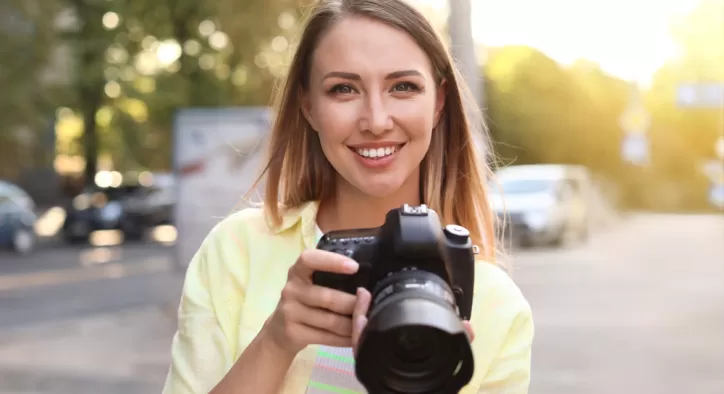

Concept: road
[[0, 241, 181, 394], [512, 213, 724, 394], [0, 241, 179, 330], [0, 213, 722, 394]]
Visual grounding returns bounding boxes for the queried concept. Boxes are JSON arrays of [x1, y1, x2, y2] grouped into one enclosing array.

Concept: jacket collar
[[266, 200, 320, 249]]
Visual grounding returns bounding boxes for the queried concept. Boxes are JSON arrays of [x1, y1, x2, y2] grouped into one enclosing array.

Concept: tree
[[62, 0, 123, 185], [53, 0, 311, 180], [484, 46, 629, 176], [0, 0, 66, 180], [644, 0, 724, 210]]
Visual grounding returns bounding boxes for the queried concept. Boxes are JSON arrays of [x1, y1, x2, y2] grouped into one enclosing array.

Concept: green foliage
[[1, 0, 720, 211], [58, 0, 308, 178], [483, 0, 723, 211], [1, 0, 308, 183], [484, 46, 629, 178], [642, 0, 724, 211], [0, 0, 65, 178]]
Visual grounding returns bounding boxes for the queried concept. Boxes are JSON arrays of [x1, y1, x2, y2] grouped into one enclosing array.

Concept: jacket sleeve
[[162, 227, 242, 394], [476, 303, 535, 394], [460, 262, 535, 394]]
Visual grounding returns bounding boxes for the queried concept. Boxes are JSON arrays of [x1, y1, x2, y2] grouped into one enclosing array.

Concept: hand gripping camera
[[313, 204, 476, 394]]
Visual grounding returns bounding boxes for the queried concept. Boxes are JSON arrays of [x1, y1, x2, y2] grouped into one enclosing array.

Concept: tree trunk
[[75, 1, 105, 186]]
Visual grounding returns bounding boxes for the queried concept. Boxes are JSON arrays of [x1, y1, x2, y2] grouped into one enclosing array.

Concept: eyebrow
[[322, 70, 423, 81]]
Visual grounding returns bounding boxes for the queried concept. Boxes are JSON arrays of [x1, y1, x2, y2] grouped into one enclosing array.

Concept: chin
[[352, 177, 409, 199]]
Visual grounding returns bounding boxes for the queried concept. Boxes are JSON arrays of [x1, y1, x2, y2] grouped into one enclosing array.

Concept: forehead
[[311, 16, 433, 78]]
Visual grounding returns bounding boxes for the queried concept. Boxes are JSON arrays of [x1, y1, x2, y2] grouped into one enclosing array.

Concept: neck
[[317, 171, 421, 232]]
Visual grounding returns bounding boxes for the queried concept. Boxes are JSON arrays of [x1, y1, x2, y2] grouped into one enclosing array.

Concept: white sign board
[[621, 134, 649, 165], [172, 107, 273, 269], [677, 83, 724, 108], [710, 184, 724, 209], [701, 159, 724, 184]]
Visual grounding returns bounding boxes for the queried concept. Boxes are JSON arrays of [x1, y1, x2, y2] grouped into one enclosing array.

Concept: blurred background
[[0, 0, 722, 393]]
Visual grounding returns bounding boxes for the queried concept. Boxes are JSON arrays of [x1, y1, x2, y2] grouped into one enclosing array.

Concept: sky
[[412, 0, 701, 86]]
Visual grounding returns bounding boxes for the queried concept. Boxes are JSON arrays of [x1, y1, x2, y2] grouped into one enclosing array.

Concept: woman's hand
[[264, 249, 360, 356], [350, 288, 371, 356], [350, 288, 476, 356]]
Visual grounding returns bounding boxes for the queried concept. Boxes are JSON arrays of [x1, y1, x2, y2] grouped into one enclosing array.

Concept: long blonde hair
[[249, 0, 499, 261]]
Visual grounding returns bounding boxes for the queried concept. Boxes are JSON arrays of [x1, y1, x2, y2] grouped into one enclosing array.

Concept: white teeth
[[355, 145, 399, 159]]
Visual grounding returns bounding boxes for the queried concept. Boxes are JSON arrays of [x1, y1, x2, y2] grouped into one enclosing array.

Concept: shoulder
[[191, 203, 311, 276], [462, 261, 534, 393], [470, 260, 533, 347], [463, 261, 533, 390], [214, 206, 269, 237], [474, 261, 530, 313], [198, 207, 269, 253], [188, 207, 271, 277]]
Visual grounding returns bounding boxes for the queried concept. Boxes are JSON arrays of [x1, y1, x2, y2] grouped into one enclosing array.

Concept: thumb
[[463, 320, 475, 342]]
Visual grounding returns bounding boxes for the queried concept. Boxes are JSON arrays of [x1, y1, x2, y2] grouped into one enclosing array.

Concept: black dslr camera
[[313, 204, 476, 394]]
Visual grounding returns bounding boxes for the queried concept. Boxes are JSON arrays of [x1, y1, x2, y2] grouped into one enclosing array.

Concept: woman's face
[[302, 16, 445, 199]]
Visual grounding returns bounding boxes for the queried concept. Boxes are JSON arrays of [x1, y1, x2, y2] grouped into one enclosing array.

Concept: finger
[[292, 249, 359, 280], [463, 320, 475, 342], [286, 302, 354, 337], [353, 287, 372, 319], [297, 284, 358, 315], [292, 322, 353, 348], [352, 288, 372, 353]]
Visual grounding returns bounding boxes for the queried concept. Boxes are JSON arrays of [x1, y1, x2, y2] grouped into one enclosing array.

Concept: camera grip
[[312, 230, 376, 294]]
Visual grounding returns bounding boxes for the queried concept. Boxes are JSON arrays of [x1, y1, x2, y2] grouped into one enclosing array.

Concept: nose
[[359, 93, 393, 135]]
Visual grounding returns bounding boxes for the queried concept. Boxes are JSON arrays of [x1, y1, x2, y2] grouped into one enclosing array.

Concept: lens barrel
[[355, 270, 475, 394]]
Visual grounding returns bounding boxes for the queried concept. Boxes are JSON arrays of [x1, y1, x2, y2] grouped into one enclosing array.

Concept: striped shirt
[[162, 201, 534, 393]]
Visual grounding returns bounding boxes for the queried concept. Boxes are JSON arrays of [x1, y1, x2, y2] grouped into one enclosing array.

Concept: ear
[[434, 79, 447, 126], [299, 88, 317, 131]]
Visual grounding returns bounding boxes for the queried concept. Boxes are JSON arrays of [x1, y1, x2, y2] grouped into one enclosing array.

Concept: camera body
[[313, 204, 475, 320], [313, 204, 476, 394]]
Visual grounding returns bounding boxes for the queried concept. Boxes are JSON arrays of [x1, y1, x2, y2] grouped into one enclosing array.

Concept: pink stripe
[[314, 363, 356, 377]]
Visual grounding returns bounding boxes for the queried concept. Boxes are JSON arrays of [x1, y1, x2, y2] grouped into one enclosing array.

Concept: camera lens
[[355, 271, 474, 394], [373, 325, 461, 393], [392, 326, 434, 364]]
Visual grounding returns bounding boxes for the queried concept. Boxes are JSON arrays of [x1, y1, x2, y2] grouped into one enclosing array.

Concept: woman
[[163, 0, 534, 393]]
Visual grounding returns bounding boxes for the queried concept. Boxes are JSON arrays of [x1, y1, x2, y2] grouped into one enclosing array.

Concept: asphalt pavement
[[0, 239, 181, 394], [511, 213, 724, 394], [0, 213, 722, 394]]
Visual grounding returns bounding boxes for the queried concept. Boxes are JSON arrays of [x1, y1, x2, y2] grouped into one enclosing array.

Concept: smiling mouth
[[350, 144, 405, 159]]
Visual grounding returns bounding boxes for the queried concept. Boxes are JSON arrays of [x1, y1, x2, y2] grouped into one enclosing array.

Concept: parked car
[[489, 164, 593, 247], [0, 181, 38, 255], [62, 185, 138, 243], [120, 173, 175, 237], [62, 174, 175, 243]]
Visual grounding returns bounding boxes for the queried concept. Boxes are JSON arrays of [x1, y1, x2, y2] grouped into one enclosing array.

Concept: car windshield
[[491, 179, 555, 195], [0, 194, 15, 212]]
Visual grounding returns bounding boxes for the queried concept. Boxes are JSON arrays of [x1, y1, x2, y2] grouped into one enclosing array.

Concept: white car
[[489, 164, 592, 248], [0, 181, 37, 255]]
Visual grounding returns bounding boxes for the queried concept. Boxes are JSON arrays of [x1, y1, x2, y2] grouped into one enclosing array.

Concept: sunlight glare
[[413, 0, 702, 85]]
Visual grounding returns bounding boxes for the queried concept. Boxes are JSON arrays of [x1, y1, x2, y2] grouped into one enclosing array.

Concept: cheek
[[312, 100, 358, 145], [394, 100, 437, 139]]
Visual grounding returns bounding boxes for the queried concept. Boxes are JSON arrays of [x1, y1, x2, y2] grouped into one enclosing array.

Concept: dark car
[[0, 181, 37, 255], [62, 185, 140, 243], [62, 174, 175, 243], [120, 174, 175, 234]]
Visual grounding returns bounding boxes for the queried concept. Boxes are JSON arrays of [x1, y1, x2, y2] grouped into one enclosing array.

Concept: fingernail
[[344, 260, 359, 273]]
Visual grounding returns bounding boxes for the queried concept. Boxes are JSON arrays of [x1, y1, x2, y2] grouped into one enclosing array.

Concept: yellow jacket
[[162, 201, 534, 393]]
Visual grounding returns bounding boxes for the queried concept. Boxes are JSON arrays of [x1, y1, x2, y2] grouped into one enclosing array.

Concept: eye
[[391, 82, 421, 93], [328, 84, 356, 94]]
